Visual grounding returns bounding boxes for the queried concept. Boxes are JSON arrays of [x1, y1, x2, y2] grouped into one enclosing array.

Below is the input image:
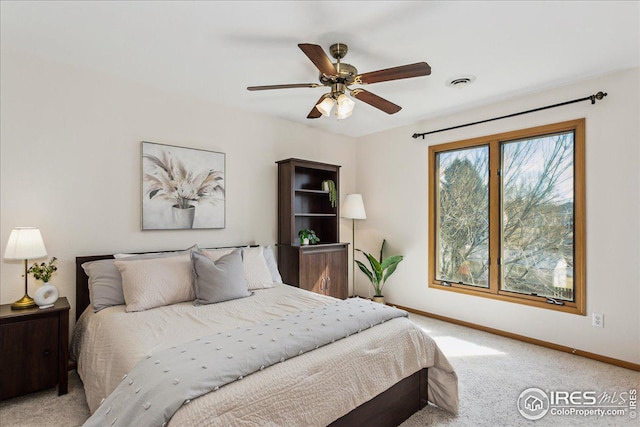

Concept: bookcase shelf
[[277, 158, 340, 245], [294, 213, 337, 217], [295, 189, 329, 194]]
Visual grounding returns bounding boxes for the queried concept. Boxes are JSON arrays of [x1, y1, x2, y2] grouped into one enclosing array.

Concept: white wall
[[0, 49, 357, 325], [355, 68, 640, 364], [3, 47, 637, 365]]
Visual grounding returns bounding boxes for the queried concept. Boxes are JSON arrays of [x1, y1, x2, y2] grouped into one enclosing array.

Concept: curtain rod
[[411, 91, 607, 140]]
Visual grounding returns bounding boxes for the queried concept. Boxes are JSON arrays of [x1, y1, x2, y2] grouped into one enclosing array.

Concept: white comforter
[[72, 285, 458, 426]]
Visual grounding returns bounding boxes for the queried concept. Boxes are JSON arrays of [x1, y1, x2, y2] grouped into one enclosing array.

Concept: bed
[[71, 246, 458, 426]]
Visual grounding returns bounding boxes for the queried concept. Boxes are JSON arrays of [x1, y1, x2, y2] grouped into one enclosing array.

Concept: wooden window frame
[[428, 119, 586, 315]]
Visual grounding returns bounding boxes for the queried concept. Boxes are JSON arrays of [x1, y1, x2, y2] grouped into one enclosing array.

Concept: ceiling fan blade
[[356, 62, 431, 85], [298, 43, 337, 76], [351, 89, 402, 114], [247, 83, 320, 91]]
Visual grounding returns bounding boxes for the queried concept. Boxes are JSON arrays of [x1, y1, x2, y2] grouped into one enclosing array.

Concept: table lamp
[[3, 227, 48, 309]]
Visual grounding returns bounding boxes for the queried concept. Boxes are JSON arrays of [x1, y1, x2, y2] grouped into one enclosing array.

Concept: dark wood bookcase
[[276, 158, 348, 299]]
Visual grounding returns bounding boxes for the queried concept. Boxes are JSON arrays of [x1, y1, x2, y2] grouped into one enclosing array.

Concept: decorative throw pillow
[[191, 250, 252, 305], [82, 246, 199, 313], [115, 254, 195, 312], [263, 245, 283, 284], [242, 246, 276, 290]]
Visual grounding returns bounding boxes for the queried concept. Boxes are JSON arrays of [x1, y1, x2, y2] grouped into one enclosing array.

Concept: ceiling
[[1, 1, 638, 138]]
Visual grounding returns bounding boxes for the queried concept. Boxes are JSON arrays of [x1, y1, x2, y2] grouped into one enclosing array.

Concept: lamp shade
[[316, 97, 335, 117], [3, 227, 47, 260], [336, 94, 355, 120], [341, 194, 367, 220]]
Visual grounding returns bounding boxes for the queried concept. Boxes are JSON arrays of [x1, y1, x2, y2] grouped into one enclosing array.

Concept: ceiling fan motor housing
[[319, 63, 358, 86], [318, 43, 357, 86]]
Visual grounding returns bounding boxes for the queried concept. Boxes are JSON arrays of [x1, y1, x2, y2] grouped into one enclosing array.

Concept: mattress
[[71, 284, 458, 426]]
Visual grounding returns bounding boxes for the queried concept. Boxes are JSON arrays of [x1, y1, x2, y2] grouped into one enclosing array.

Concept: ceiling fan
[[247, 43, 431, 120]]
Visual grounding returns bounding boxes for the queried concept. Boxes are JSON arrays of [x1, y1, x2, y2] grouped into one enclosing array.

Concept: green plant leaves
[[298, 229, 320, 244], [355, 260, 375, 284], [322, 180, 337, 208], [27, 257, 57, 283], [356, 243, 403, 296], [379, 239, 386, 263]]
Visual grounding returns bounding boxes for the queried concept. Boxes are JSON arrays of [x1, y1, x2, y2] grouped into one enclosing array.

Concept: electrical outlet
[[592, 313, 604, 328]]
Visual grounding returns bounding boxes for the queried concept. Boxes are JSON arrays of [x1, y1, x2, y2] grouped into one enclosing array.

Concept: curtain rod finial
[[591, 91, 607, 104]]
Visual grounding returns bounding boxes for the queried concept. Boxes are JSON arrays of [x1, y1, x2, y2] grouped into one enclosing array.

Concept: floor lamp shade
[[342, 194, 367, 220]]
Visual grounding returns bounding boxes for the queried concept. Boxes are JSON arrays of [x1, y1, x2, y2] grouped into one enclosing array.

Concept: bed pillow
[[263, 245, 283, 284], [82, 259, 126, 313], [242, 246, 276, 290], [115, 254, 195, 312], [82, 246, 199, 313], [191, 250, 251, 305], [201, 247, 236, 262]]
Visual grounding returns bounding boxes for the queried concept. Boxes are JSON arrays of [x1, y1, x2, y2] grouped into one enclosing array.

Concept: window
[[429, 119, 585, 314]]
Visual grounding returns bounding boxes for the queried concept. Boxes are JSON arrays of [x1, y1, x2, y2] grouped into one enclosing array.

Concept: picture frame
[[141, 141, 225, 230]]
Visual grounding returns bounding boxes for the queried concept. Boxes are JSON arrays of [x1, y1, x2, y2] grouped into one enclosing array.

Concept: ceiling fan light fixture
[[336, 94, 355, 119], [336, 108, 353, 120], [316, 97, 335, 117]]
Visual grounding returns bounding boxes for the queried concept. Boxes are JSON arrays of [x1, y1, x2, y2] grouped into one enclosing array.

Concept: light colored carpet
[[0, 313, 637, 426], [401, 315, 638, 426]]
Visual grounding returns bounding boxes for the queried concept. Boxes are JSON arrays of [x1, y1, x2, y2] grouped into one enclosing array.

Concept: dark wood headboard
[[75, 245, 258, 321]]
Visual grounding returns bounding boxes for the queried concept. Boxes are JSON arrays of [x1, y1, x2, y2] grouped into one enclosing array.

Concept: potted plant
[[355, 240, 403, 304], [298, 229, 320, 245], [321, 179, 337, 208], [28, 257, 60, 309]]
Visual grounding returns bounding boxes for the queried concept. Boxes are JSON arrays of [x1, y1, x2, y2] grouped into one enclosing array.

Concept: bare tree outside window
[[501, 132, 575, 301], [436, 147, 489, 287]]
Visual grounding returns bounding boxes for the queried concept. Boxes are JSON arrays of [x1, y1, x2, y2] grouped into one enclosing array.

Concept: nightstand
[[0, 297, 70, 400]]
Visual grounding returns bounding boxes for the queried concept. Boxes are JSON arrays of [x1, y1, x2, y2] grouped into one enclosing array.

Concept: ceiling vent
[[447, 75, 476, 88]]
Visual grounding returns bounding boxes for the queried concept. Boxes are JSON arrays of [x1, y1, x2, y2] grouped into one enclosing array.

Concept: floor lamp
[[341, 194, 366, 297]]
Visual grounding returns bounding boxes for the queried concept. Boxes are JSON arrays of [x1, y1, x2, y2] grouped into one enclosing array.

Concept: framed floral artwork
[[141, 141, 225, 230]]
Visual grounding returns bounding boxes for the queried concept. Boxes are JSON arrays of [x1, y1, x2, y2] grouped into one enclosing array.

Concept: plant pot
[[322, 181, 330, 191], [172, 205, 195, 229], [34, 283, 59, 309], [372, 295, 385, 304], [301, 237, 309, 245]]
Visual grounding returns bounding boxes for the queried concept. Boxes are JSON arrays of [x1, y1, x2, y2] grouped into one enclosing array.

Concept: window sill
[[429, 282, 585, 315]]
